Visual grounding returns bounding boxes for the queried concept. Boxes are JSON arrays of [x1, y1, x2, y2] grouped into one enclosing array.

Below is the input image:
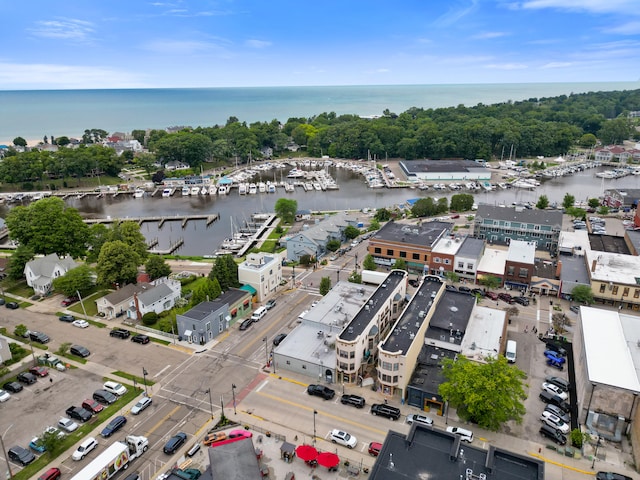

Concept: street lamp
[[142, 367, 148, 396], [263, 336, 269, 368], [204, 389, 214, 419], [0, 424, 14, 480], [231, 384, 237, 415], [313, 410, 317, 446], [591, 435, 601, 469]]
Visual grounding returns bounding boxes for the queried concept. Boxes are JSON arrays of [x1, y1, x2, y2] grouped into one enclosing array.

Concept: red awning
[[243, 299, 250, 306], [231, 308, 238, 315]]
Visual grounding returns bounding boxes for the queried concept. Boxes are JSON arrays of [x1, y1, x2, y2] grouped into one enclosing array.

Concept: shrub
[[142, 312, 158, 326]]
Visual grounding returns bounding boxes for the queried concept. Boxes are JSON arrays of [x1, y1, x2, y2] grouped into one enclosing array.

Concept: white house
[[238, 253, 282, 302], [96, 278, 181, 320], [24, 253, 78, 295]]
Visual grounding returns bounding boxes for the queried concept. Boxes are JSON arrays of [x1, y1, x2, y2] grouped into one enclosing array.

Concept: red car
[[485, 291, 498, 300], [29, 366, 49, 377], [82, 398, 104, 414], [61, 296, 79, 306], [38, 468, 61, 480], [368, 441, 382, 456]]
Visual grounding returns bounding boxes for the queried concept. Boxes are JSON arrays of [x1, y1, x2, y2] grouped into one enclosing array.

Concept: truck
[[37, 354, 66, 371], [70, 435, 148, 480], [361, 270, 389, 285]]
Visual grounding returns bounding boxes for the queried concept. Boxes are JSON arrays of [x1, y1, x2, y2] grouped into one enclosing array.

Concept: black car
[[570, 305, 580, 314], [164, 432, 187, 454], [340, 394, 366, 408], [110, 328, 130, 339], [539, 391, 570, 412], [408, 279, 420, 288], [239, 318, 253, 331], [543, 340, 568, 357], [470, 288, 485, 297], [545, 375, 570, 391], [307, 384, 335, 400], [596, 472, 633, 480], [59, 314, 75, 322], [272, 333, 287, 346], [370, 403, 401, 420], [544, 404, 570, 424], [458, 286, 472, 293], [131, 334, 150, 344], [5, 302, 19, 309], [3, 381, 23, 393], [101, 415, 127, 437], [539, 424, 567, 445], [29, 331, 50, 344], [17, 372, 37, 385], [93, 389, 118, 405], [8, 445, 36, 466], [445, 284, 457, 292], [70, 345, 90, 357], [66, 406, 92, 422], [513, 296, 530, 306]]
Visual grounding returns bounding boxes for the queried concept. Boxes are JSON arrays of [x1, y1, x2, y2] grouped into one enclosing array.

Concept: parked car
[[513, 296, 529, 306], [544, 341, 567, 357], [131, 334, 150, 344], [164, 432, 187, 454], [82, 398, 104, 414], [498, 293, 514, 304], [406, 414, 434, 426], [3, 381, 23, 393], [239, 318, 253, 331], [61, 296, 79, 306], [546, 357, 565, 370], [340, 394, 366, 408], [458, 286, 471, 293], [485, 291, 498, 300], [265, 299, 276, 310], [446, 426, 474, 442], [72, 437, 98, 460], [595, 472, 633, 480], [445, 284, 457, 292], [330, 429, 358, 449], [544, 404, 570, 424], [65, 406, 92, 422], [17, 372, 37, 385], [103, 381, 127, 396], [101, 415, 127, 437], [43, 426, 66, 440], [408, 279, 420, 288], [470, 288, 485, 297], [539, 391, 570, 412], [203, 432, 227, 446], [368, 441, 382, 456], [29, 437, 47, 453], [93, 389, 118, 405], [0, 389, 10, 402], [72, 319, 89, 328], [131, 396, 152, 415], [544, 351, 565, 364], [540, 411, 570, 434], [272, 333, 287, 346], [29, 331, 50, 343], [539, 424, 567, 445], [8, 445, 36, 465], [370, 403, 401, 420], [57, 417, 79, 432], [59, 314, 75, 322], [570, 305, 580, 314], [5, 302, 19, 309], [545, 376, 570, 391], [307, 384, 335, 400], [70, 345, 90, 357], [110, 328, 130, 339], [29, 366, 49, 377], [542, 382, 568, 400], [38, 468, 62, 480]]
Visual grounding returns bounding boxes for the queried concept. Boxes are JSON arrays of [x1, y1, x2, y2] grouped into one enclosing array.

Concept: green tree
[[578, 133, 597, 148], [12, 137, 27, 147], [369, 218, 380, 231], [86, 223, 110, 263], [274, 198, 298, 224], [14, 324, 28, 337], [344, 225, 360, 240], [588, 198, 600, 209], [374, 208, 391, 222], [96, 241, 140, 286], [565, 207, 586, 219], [7, 245, 34, 280], [52, 265, 94, 297], [597, 205, 609, 215], [571, 285, 594, 305], [536, 195, 549, 210], [393, 258, 407, 271], [5, 197, 89, 257], [411, 197, 437, 217], [439, 355, 528, 431], [191, 277, 223, 304], [363, 254, 377, 271], [326, 239, 341, 252], [40, 429, 65, 457], [562, 193, 575, 210], [152, 131, 214, 170], [209, 255, 239, 291], [444, 271, 459, 283], [109, 221, 148, 262], [319, 276, 331, 295], [57, 342, 71, 355], [145, 255, 172, 280], [479, 275, 501, 290], [348, 270, 362, 283], [450, 193, 474, 212]]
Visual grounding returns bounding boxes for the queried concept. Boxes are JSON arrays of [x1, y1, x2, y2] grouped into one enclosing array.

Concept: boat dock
[[84, 213, 220, 228]]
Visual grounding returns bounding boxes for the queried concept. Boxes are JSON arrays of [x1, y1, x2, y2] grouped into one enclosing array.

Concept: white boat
[[190, 186, 200, 195], [313, 183, 322, 191], [287, 168, 305, 178], [267, 183, 276, 194], [201, 186, 208, 195], [239, 183, 247, 195], [162, 188, 172, 197], [258, 182, 266, 193], [218, 185, 229, 195], [181, 186, 190, 196], [285, 183, 295, 193], [209, 185, 217, 195], [133, 188, 145, 198], [497, 182, 508, 189], [596, 170, 616, 179], [248, 183, 257, 194]]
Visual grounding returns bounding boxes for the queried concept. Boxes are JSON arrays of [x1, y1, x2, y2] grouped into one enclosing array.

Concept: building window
[[623, 287, 629, 297], [634, 289, 640, 298], [393, 376, 399, 383], [519, 268, 528, 278], [467, 263, 474, 270], [434, 257, 441, 263], [457, 262, 464, 268], [393, 363, 399, 371], [507, 266, 515, 276], [302, 365, 306, 369], [424, 255, 429, 262], [350, 364, 355, 370], [382, 361, 392, 370], [386, 249, 394, 256], [413, 253, 420, 260], [206, 322, 211, 331], [399, 251, 407, 258], [612, 286, 619, 295], [444, 258, 450, 265], [600, 284, 606, 293], [286, 360, 291, 365], [375, 247, 381, 254]]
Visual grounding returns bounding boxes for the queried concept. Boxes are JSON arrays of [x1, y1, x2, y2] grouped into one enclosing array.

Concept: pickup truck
[[66, 406, 92, 422]]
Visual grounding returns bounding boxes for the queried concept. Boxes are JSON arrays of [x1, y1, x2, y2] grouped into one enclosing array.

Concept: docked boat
[[258, 182, 266, 193], [285, 183, 295, 193], [201, 186, 208, 195], [313, 183, 322, 191], [287, 168, 305, 178], [218, 185, 229, 195], [162, 188, 172, 197], [181, 186, 190, 196], [190, 186, 200, 195], [248, 183, 257, 195], [238, 183, 247, 195], [267, 182, 276, 193], [209, 185, 217, 195], [133, 188, 145, 198]]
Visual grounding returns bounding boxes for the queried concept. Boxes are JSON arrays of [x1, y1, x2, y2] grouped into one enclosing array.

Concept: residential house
[[96, 283, 149, 319], [473, 205, 562, 253], [176, 288, 252, 345], [24, 253, 78, 295], [503, 240, 536, 291], [133, 278, 182, 319], [238, 253, 282, 302], [285, 212, 359, 262], [603, 188, 640, 209], [453, 236, 485, 281]]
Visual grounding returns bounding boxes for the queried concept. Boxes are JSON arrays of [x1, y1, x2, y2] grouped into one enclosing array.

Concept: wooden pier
[[85, 213, 219, 228]]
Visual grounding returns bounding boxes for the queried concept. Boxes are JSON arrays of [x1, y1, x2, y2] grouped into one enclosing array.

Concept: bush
[[142, 312, 158, 326]]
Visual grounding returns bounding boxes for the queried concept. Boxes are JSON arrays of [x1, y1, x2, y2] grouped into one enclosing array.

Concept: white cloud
[[516, 0, 639, 14], [141, 39, 224, 55], [245, 39, 272, 49], [541, 61, 574, 68], [472, 31, 508, 39], [28, 19, 94, 42], [432, 0, 480, 27], [484, 62, 528, 70], [604, 21, 640, 35]]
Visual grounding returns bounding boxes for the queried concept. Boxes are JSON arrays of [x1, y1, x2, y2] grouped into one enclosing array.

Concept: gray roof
[[401, 159, 487, 173], [559, 256, 590, 286], [137, 283, 174, 306], [26, 253, 78, 277], [407, 345, 457, 397], [425, 290, 476, 345], [475, 205, 563, 226], [296, 212, 358, 243], [207, 436, 261, 479], [627, 230, 640, 254], [456, 236, 485, 258], [182, 288, 251, 320], [371, 220, 452, 247], [103, 283, 149, 305]]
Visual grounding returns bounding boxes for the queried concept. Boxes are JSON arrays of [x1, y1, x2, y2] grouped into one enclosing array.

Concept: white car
[[58, 417, 79, 433], [446, 426, 474, 442], [72, 319, 89, 328], [44, 426, 65, 439], [542, 382, 568, 400], [540, 411, 570, 434], [103, 381, 128, 396], [0, 389, 10, 402], [131, 396, 152, 415], [72, 437, 98, 460], [329, 429, 358, 449], [406, 414, 433, 426]]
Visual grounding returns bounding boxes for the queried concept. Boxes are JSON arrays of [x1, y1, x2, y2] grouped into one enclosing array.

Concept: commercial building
[[454, 236, 486, 281], [367, 220, 452, 271], [238, 252, 282, 302], [503, 240, 536, 291], [585, 249, 640, 310], [476, 248, 508, 286], [429, 236, 463, 276], [399, 159, 491, 181], [473, 205, 562, 253]]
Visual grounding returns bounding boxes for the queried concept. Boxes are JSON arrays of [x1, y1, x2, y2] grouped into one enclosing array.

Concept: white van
[[251, 306, 268, 322], [505, 340, 517, 363]]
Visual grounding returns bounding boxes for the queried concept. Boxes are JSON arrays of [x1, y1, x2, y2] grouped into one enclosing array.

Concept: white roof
[[585, 249, 640, 285], [558, 230, 590, 256], [476, 248, 508, 276], [581, 307, 640, 392], [506, 240, 535, 264], [460, 306, 506, 362], [432, 237, 463, 255]]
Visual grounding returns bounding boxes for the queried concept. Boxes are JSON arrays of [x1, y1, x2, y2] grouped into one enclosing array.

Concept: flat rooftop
[[585, 249, 640, 285], [401, 159, 488, 174], [425, 291, 476, 347], [477, 247, 508, 276], [533, 258, 557, 279], [207, 436, 261, 479], [407, 345, 457, 395], [339, 270, 407, 342], [432, 236, 463, 256], [457, 236, 485, 258], [369, 425, 544, 480], [371, 220, 451, 247], [558, 230, 590, 256], [381, 277, 444, 354], [626, 230, 640, 255], [588, 233, 631, 255], [507, 240, 536, 264], [460, 306, 506, 362]]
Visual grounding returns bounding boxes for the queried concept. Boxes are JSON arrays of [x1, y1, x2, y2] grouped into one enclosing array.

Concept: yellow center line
[[256, 390, 388, 436], [145, 404, 182, 437]]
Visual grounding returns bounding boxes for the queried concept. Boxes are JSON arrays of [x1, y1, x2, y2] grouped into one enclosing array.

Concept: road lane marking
[[256, 380, 269, 392], [154, 365, 172, 378], [145, 404, 181, 437]]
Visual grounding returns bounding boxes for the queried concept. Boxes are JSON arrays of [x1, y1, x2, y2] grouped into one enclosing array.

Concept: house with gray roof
[[285, 212, 360, 262], [96, 278, 181, 319], [473, 204, 562, 253], [96, 283, 150, 319], [24, 253, 78, 295]]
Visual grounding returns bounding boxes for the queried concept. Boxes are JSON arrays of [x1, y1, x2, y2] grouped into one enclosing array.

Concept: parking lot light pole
[[231, 384, 237, 415], [313, 410, 317, 446], [1, 424, 14, 480], [204, 389, 214, 419], [263, 336, 269, 368], [142, 367, 148, 396]]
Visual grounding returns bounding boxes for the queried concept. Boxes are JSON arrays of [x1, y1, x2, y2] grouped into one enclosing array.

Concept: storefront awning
[[240, 284, 257, 295], [231, 308, 238, 315], [184, 329, 193, 336]]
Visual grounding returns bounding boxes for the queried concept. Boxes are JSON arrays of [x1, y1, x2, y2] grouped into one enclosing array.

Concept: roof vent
[[450, 306, 458, 312], [419, 310, 425, 318]]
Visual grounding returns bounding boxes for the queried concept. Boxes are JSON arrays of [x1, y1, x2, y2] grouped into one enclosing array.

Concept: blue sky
[[1, 0, 639, 90]]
